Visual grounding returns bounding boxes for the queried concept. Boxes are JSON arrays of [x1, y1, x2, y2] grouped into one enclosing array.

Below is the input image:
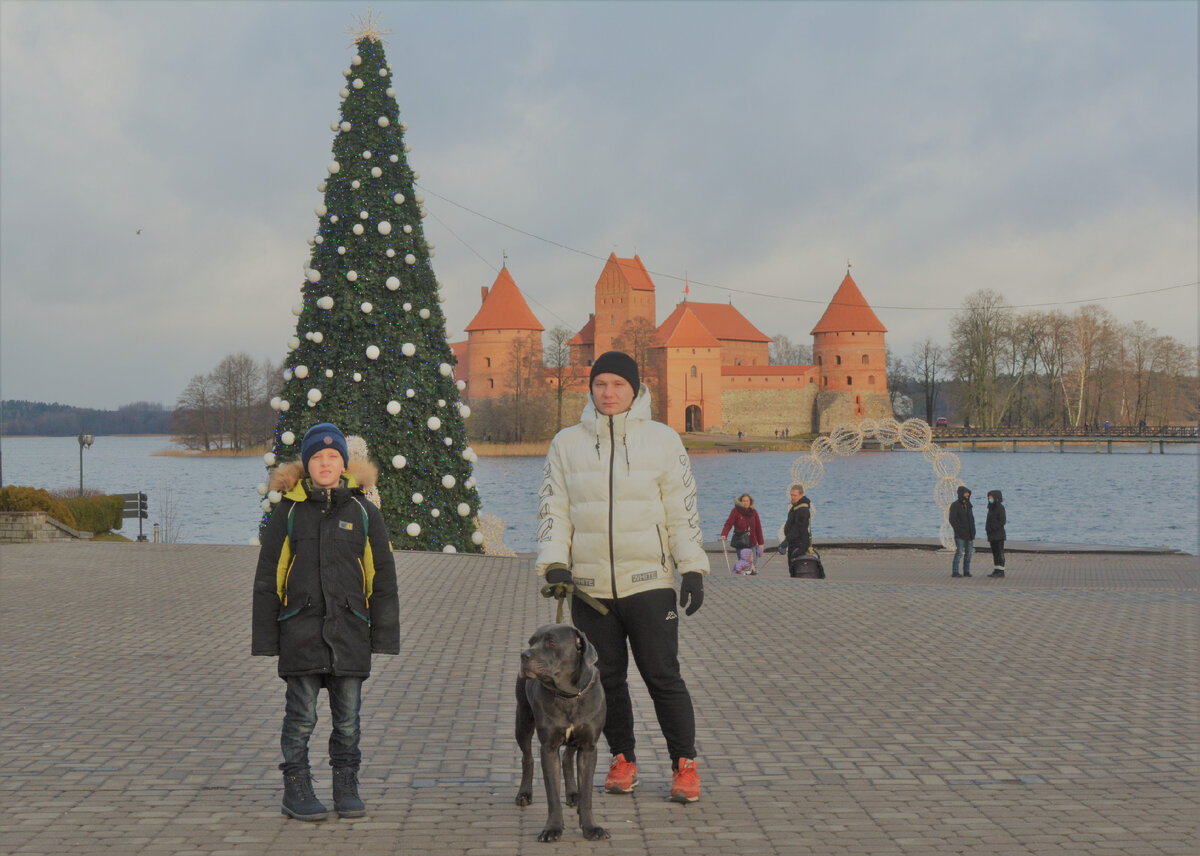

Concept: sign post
[[120, 492, 149, 542]]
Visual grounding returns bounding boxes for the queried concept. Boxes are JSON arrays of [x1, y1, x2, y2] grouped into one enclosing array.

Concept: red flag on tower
[[684, 272, 689, 297]]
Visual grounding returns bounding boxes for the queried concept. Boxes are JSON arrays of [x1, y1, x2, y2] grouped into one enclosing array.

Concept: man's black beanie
[[589, 351, 640, 391]]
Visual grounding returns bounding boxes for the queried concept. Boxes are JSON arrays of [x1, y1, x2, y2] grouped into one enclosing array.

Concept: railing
[[932, 425, 1199, 439]]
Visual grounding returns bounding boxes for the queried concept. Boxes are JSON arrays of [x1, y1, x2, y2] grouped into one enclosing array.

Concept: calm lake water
[[3, 436, 1197, 554]]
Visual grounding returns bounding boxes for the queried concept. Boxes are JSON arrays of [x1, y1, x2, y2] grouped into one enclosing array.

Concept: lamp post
[[77, 433, 94, 496]]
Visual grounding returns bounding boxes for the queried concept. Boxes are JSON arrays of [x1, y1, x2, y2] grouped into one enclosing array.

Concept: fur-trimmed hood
[[269, 457, 379, 494]]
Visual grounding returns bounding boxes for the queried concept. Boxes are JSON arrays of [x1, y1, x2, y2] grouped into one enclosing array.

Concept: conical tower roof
[[810, 273, 887, 334], [464, 267, 544, 332]]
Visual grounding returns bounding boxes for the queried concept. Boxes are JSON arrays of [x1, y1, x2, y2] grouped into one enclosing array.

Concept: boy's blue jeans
[[952, 538, 974, 574], [279, 674, 363, 774]]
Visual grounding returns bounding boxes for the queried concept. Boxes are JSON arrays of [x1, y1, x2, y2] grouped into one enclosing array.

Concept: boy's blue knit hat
[[300, 423, 349, 470]]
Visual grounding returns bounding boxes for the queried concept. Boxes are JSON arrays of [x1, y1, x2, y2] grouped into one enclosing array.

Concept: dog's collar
[[551, 669, 597, 700]]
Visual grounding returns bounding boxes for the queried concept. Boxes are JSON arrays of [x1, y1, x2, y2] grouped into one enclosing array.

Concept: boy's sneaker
[[605, 754, 639, 794], [988, 570, 1005, 578], [670, 759, 700, 803]]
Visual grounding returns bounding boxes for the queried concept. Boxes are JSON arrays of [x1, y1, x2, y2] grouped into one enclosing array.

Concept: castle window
[[611, 315, 615, 326], [690, 365, 697, 377], [808, 378, 814, 384], [488, 378, 494, 388], [817, 356, 822, 366], [862, 354, 869, 365], [847, 376, 853, 385], [835, 355, 842, 365], [868, 375, 875, 385], [823, 376, 828, 386], [485, 357, 492, 368]]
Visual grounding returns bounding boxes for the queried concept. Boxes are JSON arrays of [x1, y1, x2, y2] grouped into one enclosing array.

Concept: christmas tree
[[258, 13, 482, 553]]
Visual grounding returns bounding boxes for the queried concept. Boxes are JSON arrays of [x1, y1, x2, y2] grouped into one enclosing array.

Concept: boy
[[252, 423, 399, 821]]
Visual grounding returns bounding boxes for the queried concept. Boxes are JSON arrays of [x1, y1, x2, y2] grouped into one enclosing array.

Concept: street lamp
[[77, 433, 94, 496]]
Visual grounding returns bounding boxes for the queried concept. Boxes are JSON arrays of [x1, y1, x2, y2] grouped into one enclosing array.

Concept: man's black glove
[[679, 572, 704, 616], [778, 541, 788, 555], [544, 565, 572, 585]]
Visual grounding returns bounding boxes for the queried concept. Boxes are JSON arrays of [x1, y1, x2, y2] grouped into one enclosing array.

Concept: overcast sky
[[1, 0, 1196, 410]]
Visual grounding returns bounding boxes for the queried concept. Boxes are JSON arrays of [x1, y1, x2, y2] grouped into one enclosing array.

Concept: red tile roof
[[609, 253, 655, 292], [568, 313, 595, 346], [651, 303, 723, 348], [809, 273, 887, 334], [464, 267, 544, 332], [679, 302, 771, 343]]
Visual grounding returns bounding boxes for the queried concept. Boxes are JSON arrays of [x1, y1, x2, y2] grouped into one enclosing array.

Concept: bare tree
[[949, 290, 1022, 428], [769, 334, 812, 365], [171, 372, 218, 450], [613, 317, 658, 387], [544, 325, 584, 433], [506, 334, 545, 442], [1058, 305, 1116, 427], [907, 338, 945, 425], [885, 347, 907, 411]]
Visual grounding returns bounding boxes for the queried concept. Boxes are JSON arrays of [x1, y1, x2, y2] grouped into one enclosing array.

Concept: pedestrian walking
[[986, 489, 1007, 578], [720, 493, 765, 574], [252, 423, 399, 822], [536, 351, 708, 804], [948, 485, 975, 577]]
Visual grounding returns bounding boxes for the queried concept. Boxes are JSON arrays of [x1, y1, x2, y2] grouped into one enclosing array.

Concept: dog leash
[[540, 582, 610, 624]]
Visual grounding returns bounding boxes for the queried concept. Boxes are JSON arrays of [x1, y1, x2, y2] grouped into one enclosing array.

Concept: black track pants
[[572, 586, 696, 765]]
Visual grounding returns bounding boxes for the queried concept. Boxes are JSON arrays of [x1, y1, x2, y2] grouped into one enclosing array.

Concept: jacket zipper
[[607, 414, 617, 598]]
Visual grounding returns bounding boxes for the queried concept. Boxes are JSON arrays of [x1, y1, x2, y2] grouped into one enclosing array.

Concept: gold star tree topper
[[347, 9, 391, 44]]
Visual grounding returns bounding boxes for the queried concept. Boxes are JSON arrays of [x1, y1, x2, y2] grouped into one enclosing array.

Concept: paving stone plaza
[[1, 542, 1196, 855]]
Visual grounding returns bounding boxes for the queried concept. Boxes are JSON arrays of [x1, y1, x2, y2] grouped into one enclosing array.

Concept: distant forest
[[0, 400, 172, 436]]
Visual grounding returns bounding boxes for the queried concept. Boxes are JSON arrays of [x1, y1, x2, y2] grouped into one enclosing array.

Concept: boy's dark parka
[[252, 460, 398, 678], [985, 489, 1006, 541]]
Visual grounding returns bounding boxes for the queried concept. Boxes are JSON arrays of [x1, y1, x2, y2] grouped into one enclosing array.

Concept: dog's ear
[[576, 629, 599, 669]]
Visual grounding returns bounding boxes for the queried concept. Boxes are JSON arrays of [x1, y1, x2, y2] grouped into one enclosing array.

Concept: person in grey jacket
[[948, 485, 975, 577], [536, 351, 707, 804]]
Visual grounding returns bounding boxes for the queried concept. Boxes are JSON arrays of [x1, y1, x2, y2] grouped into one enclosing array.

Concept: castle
[[450, 254, 893, 435]]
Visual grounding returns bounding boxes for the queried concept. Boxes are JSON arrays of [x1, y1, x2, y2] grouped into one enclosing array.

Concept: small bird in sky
[[136, 229, 142, 235]]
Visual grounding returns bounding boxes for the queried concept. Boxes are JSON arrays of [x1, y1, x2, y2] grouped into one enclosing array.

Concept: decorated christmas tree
[[258, 13, 482, 553]]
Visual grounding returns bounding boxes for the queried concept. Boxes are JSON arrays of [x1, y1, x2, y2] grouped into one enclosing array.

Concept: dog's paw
[[537, 825, 564, 842], [516, 791, 533, 807], [565, 790, 579, 808], [583, 825, 610, 841]]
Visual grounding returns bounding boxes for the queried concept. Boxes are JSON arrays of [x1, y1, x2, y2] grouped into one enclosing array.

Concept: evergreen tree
[[259, 18, 482, 553]]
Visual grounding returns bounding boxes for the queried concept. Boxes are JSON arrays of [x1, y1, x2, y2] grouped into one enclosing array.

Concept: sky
[[1, 0, 1196, 411]]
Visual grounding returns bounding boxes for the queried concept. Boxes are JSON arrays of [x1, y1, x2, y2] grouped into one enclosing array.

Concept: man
[[783, 483, 813, 568], [536, 351, 708, 803], [948, 485, 975, 577]]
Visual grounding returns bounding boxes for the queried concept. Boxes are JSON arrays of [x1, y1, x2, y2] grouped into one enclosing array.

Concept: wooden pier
[[929, 425, 1199, 453]]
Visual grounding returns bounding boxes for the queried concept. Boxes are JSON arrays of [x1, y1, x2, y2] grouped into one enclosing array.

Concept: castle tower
[[590, 253, 657, 358], [462, 267, 544, 399], [810, 272, 888, 421]]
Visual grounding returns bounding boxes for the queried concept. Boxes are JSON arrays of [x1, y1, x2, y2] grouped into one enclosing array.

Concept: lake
[[2, 436, 1197, 554]]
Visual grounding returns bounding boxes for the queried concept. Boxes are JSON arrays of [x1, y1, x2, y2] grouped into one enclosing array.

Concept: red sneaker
[[670, 758, 700, 803], [604, 754, 639, 794]]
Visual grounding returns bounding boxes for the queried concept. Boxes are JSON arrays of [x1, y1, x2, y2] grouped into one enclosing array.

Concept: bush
[[0, 486, 78, 529], [62, 494, 124, 534]]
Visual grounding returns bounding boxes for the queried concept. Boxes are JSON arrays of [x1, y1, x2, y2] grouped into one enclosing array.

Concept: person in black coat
[[783, 484, 816, 572], [947, 485, 975, 577], [985, 489, 1007, 578]]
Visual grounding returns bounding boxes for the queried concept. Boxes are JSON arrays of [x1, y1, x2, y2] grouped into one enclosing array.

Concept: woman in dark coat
[[985, 489, 1007, 578]]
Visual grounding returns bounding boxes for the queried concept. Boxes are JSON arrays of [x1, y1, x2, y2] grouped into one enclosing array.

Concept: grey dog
[[515, 623, 610, 842]]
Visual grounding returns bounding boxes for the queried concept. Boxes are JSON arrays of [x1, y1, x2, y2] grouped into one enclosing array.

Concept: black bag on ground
[[788, 545, 825, 579]]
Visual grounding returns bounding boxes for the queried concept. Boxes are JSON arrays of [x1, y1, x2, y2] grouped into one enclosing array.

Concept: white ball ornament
[[405, 253, 416, 265], [353, 78, 364, 89], [261, 499, 272, 512], [311, 332, 324, 343], [439, 363, 453, 377], [387, 87, 396, 97], [342, 67, 351, 77], [325, 369, 333, 378], [400, 122, 407, 131], [327, 161, 340, 175], [257, 483, 269, 496], [401, 343, 416, 357], [386, 248, 396, 258], [305, 268, 321, 282], [393, 192, 405, 204], [315, 204, 328, 217], [387, 400, 401, 415], [292, 303, 303, 316], [459, 405, 471, 418], [444, 437, 454, 446], [471, 531, 484, 546], [443, 545, 457, 554], [406, 523, 420, 537], [427, 416, 442, 431], [329, 215, 339, 223], [351, 180, 360, 189], [389, 154, 399, 163], [385, 276, 400, 291], [279, 400, 290, 411], [351, 54, 362, 66], [456, 380, 466, 391], [346, 270, 358, 282], [442, 474, 456, 489], [437, 399, 446, 408], [403, 224, 413, 234], [339, 88, 349, 98], [295, 365, 309, 379], [317, 182, 326, 192], [362, 150, 372, 159], [403, 302, 412, 311], [465, 477, 476, 489], [337, 246, 346, 255], [307, 388, 321, 402], [392, 454, 406, 469], [419, 308, 431, 319], [287, 337, 300, 350], [340, 121, 351, 132], [431, 509, 440, 518], [412, 493, 423, 504], [377, 116, 389, 127], [378, 68, 387, 77], [268, 490, 282, 504], [353, 224, 364, 235], [406, 389, 415, 398], [361, 302, 373, 313], [366, 345, 380, 360], [264, 452, 276, 466], [377, 221, 391, 235], [353, 372, 362, 382], [371, 166, 382, 178], [270, 396, 282, 410], [281, 430, 295, 445], [304, 332, 313, 341], [314, 235, 324, 244], [317, 296, 334, 310], [457, 503, 470, 517], [330, 122, 339, 131]]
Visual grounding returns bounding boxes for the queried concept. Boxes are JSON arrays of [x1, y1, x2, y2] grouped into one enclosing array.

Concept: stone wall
[[814, 390, 894, 432], [0, 511, 92, 543], [719, 387, 820, 437]]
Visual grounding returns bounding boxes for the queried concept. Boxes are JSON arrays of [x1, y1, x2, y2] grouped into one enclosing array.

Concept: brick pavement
[[0, 542, 1196, 855]]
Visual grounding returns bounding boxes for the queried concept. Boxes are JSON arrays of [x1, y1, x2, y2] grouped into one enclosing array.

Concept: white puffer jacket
[[536, 385, 708, 599]]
